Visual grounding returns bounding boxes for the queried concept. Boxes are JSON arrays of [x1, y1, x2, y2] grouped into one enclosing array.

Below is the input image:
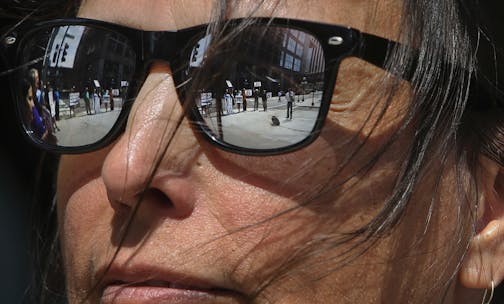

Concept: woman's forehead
[[77, 0, 402, 39]]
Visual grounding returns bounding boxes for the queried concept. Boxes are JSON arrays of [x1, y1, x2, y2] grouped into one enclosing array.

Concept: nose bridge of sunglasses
[[140, 31, 179, 69], [142, 28, 208, 69]]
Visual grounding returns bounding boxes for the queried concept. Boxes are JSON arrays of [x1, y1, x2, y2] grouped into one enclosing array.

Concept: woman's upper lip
[[96, 263, 250, 304], [96, 263, 236, 293]]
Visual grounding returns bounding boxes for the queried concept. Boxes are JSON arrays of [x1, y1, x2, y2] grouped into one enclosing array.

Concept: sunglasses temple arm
[[358, 32, 417, 82]]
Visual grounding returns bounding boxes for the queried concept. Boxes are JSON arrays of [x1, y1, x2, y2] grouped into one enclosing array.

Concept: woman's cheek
[[57, 147, 112, 214], [57, 150, 114, 279]]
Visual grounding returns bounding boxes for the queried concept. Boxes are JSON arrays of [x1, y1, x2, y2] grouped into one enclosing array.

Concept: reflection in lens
[[186, 25, 326, 150], [17, 25, 136, 148]]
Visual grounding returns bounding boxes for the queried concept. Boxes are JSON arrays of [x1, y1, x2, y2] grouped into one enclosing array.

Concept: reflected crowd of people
[[22, 68, 121, 142], [199, 86, 317, 120], [23, 68, 58, 143]]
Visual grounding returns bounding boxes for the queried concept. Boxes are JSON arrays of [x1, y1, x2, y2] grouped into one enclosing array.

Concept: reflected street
[[203, 92, 322, 149], [55, 98, 122, 146]]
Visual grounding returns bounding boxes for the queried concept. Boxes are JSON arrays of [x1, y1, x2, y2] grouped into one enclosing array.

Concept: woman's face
[[25, 86, 34, 122], [57, 0, 469, 303]]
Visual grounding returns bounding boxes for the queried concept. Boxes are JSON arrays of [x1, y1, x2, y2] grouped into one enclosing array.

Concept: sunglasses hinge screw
[[328, 36, 344, 46], [4, 36, 16, 46]]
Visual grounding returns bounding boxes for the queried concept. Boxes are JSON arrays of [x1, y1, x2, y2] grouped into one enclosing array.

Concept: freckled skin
[[57, 1, 483, 303]]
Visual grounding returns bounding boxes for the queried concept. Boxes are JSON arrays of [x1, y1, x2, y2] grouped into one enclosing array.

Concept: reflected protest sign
[[47, 25, 85, 69], [200, 92, 212, 106], [69, 92, 80, 107], [190, 34, 212, 68]]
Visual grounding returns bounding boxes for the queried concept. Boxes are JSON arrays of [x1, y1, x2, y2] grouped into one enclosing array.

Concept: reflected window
[[293, 58, 301, 72], [287, 37, 296, 52], [298, 31, 306, 43], [296, 45, 303, 57], [284, 54, 294, 69]]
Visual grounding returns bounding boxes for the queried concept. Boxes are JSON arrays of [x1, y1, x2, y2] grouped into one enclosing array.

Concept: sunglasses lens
[[183, 25, 326, 152], [15, 25, 136, 149], [15, 22, 327, 154]]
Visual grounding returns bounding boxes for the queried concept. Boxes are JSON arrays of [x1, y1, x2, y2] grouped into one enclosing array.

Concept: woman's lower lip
[[101, 285, 229, 304]]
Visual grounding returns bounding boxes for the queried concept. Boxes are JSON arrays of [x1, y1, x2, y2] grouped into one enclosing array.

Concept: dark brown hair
[[2, 0, 504, 303]]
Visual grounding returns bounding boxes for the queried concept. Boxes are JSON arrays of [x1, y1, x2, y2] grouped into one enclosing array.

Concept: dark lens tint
[[185, 25, 326, 150], [15, 23, 327, 152], [16, 25, 136, 148]]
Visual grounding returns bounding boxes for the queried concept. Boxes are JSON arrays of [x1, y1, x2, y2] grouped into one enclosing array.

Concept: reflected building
[[275, 28, 326, 93], [203, 26, 326, 94], [42, 26, 136, 92], [279, 28, 325, 78]]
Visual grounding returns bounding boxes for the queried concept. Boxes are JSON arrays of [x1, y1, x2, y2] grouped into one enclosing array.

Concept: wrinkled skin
[[56, 0, 504, 303]]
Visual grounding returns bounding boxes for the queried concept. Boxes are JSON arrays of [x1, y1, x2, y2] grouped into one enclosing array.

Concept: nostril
[[142, 185, 194, 219], [107, 176, 195, 219], [107, 187, 173, 213], [146, 188, 174, 209]]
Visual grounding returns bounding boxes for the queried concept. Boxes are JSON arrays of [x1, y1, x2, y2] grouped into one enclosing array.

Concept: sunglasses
[[2, 17, 405, 155]]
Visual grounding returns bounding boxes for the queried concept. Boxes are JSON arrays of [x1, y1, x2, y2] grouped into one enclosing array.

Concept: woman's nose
[[101, 62, 200, 218]]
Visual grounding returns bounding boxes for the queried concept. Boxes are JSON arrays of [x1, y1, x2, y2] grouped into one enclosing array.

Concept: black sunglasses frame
[[2, 17, 399, 155]]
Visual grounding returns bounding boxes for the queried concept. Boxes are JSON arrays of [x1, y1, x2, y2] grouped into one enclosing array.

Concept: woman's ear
[[459, 156, 504, 288]]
